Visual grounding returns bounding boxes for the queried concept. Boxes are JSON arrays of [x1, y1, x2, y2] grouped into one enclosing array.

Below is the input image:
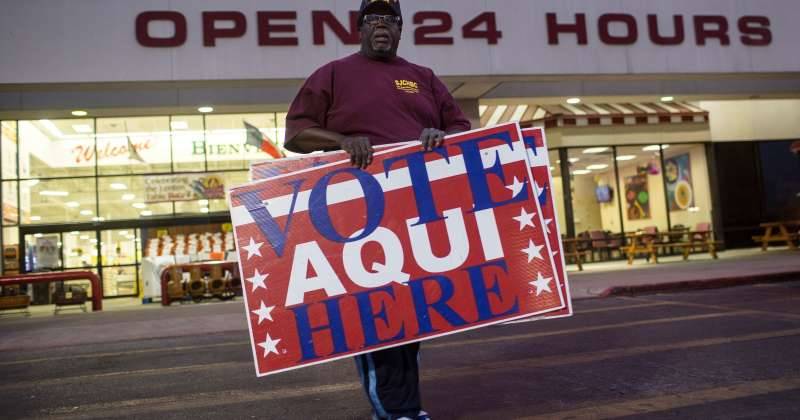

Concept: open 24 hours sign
[[229, 123, 568, 377]]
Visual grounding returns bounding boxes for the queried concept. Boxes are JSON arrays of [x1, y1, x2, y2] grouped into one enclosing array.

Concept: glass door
[[100, 228, 141, 297]]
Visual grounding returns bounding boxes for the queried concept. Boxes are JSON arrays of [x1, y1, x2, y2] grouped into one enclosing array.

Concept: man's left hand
[[419, 128, 446, 151]]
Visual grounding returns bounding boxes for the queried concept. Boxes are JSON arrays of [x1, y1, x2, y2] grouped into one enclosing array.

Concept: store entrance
[[19, 216, 234, 304]]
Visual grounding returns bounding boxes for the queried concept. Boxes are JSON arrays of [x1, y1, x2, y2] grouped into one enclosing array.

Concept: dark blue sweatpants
[[354, 342, 422, 419]]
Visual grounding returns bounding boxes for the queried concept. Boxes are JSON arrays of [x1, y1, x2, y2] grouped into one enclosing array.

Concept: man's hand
[[419, 128, 446, 151], [339, 136, 374, 169]]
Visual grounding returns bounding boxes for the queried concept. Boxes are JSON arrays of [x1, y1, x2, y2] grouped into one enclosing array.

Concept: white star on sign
[[544, 219, 553, 234], [251, 301, 275, 324], [242, 237, 263, 260], [258, 334, 281, 358], [521, 240, 545, 263], [529, 272, 553, 296], [512, 207, 536, 230], [505, 176, 526, 198], [246, 269, 269, 292]]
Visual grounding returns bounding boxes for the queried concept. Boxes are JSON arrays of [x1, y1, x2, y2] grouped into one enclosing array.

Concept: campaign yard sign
[[229, 123, 566, 377], [508, 128, 573, 322], [249, 143, 413, 181]]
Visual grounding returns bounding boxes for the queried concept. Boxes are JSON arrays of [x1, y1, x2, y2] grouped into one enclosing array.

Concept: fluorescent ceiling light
[[550, 166, 555, 171], [92, 217, 105, 222], [643, 145, 669, 152], [200, 207, 210, 214], [121, 194, 136, 201], [34, 233, 43, 238], [70, 231, 80, 235], [198, 106, 214, 113], [573, 169, 591, 175], [587, 164, 609, 170], [72, 124, 93, 133], [198, 199, 209, 206], [30, 216, 42, 221], [110, 183, 127, 190], [39, 120, 64, 138], [90, 239, 98, 244], [568, 158, 580, 163], [80, 209, 93, 216], [566, 98, 581, 105], [141, 210, 154, 217], [582, 147, 609, 154], [39, 190, 69, 197], [66, 201, 80, 208], [23, 179, 40, 187], [71, 110, 88, 117], [660, 96, 675, 102], [80, 235, 89, 240], [616, 155, 637, 161], [171, 121, 189, 130], [132, 203, 147, 209]]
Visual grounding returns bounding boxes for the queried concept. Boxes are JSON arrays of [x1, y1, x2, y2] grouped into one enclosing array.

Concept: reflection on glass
[[25, 233, 62, 272], [101, 229, 138, 266], [2, 181, 19, 225], [96, 117, 172, 175], [63, 230, 98, 268], [2, 227, 20, 275], [617, 145, 667, 233], [2, 121, 18, 180], [98, 176, 172, 221], [205, 113, 278, 171], [568, 148, 621, 236], [102, 265, 138, 297], [64, 268, 99, 298], [547, 150, 566, 236], [20, 119, 96, 178], [663, 144, 713, 231], [25, 178, 97, 225], [171, 115, 206, 172]]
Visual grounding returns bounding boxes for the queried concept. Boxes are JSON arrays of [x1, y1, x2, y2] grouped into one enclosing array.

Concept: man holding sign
[[283, 1, 469, 418]]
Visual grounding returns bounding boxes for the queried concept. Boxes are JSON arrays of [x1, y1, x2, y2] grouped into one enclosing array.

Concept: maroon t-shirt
[[285, 53, 471, 146]]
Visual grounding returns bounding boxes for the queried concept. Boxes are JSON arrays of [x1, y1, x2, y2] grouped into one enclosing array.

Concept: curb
[[599, 271, 800, 297]]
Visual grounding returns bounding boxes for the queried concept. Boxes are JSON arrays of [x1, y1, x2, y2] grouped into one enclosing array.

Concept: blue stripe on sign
[[366, 354, 389, 419]]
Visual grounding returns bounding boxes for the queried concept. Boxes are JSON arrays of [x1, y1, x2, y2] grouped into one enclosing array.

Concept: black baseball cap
[[358, 0, 402, 26]]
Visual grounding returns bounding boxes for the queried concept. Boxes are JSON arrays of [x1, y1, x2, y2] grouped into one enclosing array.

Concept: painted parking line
[[620, 296, 800, 320], [517, 375, 800, 420], [31, 328, 800, 419]]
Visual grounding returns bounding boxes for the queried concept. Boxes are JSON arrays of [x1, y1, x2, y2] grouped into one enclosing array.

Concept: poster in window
[[665, 153, 694, 211], [625, 174, 650, 220]]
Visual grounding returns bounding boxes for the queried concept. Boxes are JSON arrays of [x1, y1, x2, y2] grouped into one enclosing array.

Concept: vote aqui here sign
[[229, 123, 570, 377]]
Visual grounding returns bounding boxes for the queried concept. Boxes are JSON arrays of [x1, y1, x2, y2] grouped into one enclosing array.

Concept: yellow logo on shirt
[[394, 79, 419, 94]]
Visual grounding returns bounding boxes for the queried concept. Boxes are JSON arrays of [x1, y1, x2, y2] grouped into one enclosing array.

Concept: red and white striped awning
[[479, 102, 708, 128]]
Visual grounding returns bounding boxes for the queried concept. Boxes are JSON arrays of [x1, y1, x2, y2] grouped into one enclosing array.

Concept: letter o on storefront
[[136, 11, 188, 47]]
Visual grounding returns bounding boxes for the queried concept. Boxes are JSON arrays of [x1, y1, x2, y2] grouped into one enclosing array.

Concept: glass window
[[63, 230, 99, 269], [2, 226, 20, 275], [663, 144, 714, 231], [568, 147, 622, 236], [173, 171, 249, 215], [2, 181, 19, 225], [64, 268, 99, 299], [96, 116, 171, 175], [2, 121, 18, 180], [617, 145, 668, 233], [102, 265, 138, 297], [98, 176, 173, 221], [171, 116, 206, 172], [101, 229, 139, 266], [25, 178, 97, 225], [548, 149, 567, 236], [19, 119, 96, 178], [205, 113, 278, 171], [25, 232, 62, 272]]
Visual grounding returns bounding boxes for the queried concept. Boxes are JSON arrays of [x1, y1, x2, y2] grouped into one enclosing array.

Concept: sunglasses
[[363, 14, 401, 26]]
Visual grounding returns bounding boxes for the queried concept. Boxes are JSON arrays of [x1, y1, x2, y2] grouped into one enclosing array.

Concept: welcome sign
[[229, 123, 567, 376]]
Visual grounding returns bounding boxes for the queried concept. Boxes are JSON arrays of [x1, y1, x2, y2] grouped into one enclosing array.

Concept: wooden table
[[754, 221, 800, 251], [622, 230, 719, 265], [561, 237, 590, 271]]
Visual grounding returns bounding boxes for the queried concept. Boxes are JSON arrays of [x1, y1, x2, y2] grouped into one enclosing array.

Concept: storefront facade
[[1, 0, 799, 299]]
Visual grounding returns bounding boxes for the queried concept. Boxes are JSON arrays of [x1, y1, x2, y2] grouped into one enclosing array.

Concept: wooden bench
[[753, 221, 800, 251], [561, 237, 591, 271]]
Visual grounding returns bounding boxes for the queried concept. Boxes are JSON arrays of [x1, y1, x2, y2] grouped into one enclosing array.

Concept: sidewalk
[[567, 248, 800, 299], [0, 248, 798, 351]]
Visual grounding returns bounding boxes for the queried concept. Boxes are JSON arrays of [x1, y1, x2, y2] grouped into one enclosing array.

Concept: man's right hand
[[339, 136, 374, 169]]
